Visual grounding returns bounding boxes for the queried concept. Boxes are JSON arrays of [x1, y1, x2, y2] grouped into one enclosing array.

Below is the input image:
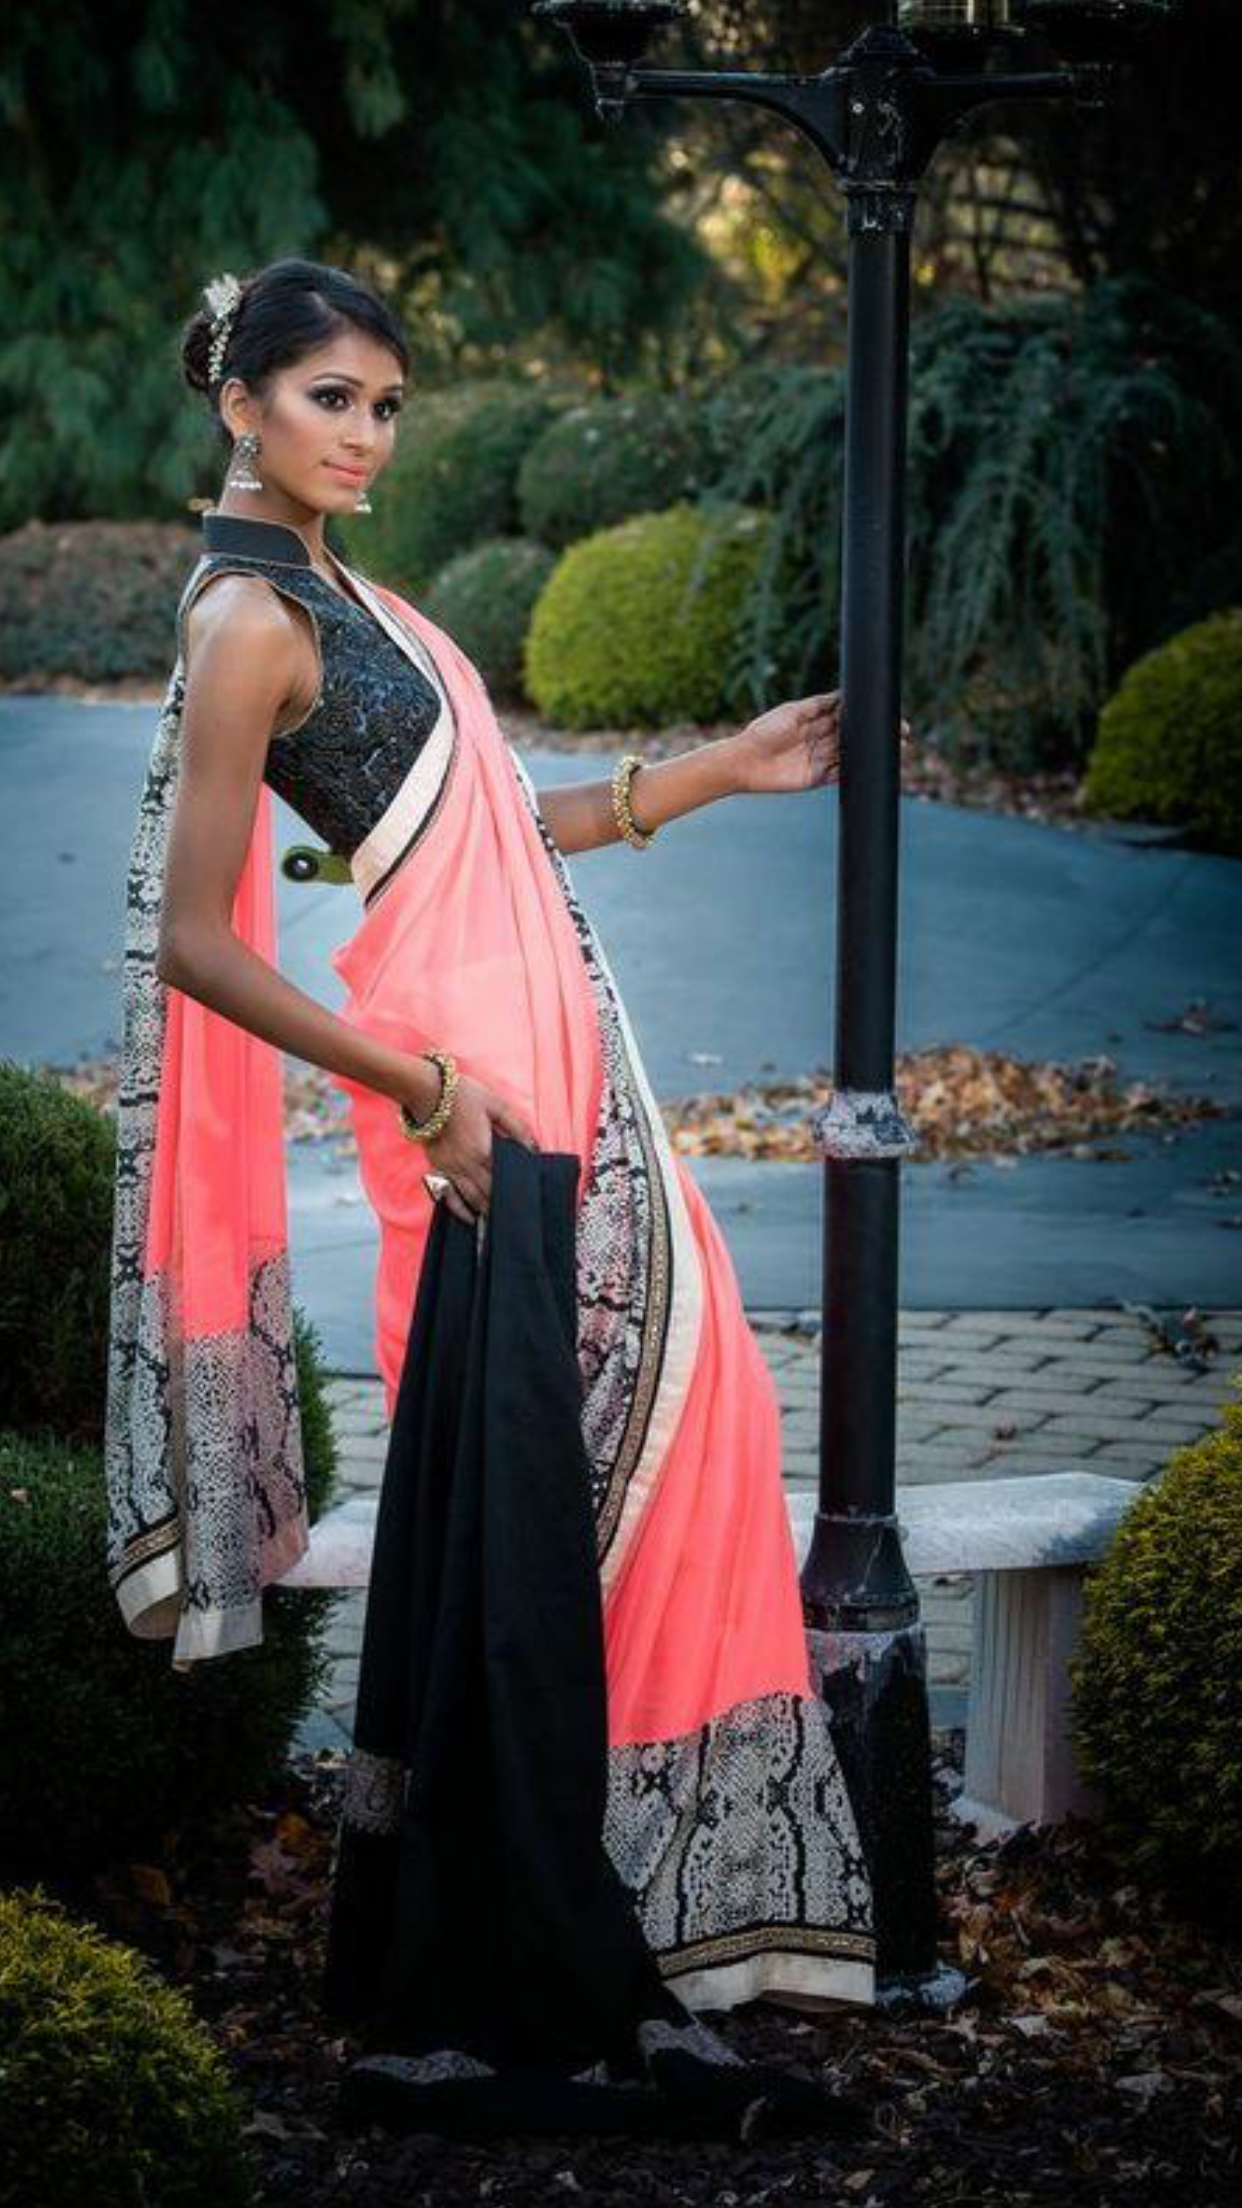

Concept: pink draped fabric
[[328, 583, 817, 1753], [144, 783, 289, 1331]]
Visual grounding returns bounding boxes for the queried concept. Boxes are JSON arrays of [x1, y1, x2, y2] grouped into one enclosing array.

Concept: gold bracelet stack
[[397, 1048, 459, 1143], [612, 752, 657, 849]]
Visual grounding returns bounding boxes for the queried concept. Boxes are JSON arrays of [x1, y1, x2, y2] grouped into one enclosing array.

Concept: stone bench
[[278, 1469, 1141, 1840]]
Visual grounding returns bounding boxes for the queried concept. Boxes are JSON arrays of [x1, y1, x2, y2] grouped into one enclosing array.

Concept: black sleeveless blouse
[[175, 511, 449, 858]]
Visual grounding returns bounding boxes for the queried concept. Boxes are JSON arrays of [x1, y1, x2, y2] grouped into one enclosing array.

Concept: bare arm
[[156, 578, 448, 1125], [533, 690, 879, 852], [534, 733, 743, 856]]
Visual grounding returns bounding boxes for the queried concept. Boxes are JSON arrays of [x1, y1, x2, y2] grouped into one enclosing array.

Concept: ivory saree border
[[504, 748, 704, 1595], [329, 563, 461, 907], [334, 566, 704, 1607]]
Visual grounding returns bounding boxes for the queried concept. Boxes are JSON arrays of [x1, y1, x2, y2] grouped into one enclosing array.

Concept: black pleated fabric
[[321, 1135, 870, 2143]]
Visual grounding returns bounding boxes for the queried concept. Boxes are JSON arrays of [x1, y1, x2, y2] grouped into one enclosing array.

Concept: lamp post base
[[807, 1620, 941, 1982]]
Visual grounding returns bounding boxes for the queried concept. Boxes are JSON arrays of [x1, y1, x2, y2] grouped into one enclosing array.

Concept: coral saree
[[103, 522, 875, 2125]]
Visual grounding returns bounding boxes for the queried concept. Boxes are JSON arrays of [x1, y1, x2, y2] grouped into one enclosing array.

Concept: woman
[[104, 257, 883, 2138]]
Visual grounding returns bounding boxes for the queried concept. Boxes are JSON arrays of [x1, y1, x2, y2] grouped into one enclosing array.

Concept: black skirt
[[321, 1134, 869, 2143]]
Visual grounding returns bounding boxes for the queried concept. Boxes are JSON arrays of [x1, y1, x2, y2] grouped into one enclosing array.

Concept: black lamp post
[[531, 0, 1175, 1999]]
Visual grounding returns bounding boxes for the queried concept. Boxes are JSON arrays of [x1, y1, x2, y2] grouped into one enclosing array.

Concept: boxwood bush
[[0, 520, 198, 683], [516, 391, 720, 553], [1081, 607, 1242, 856], [1069, 1379, 1242, 1910], [524, 500, 774, 729], [339, 378, 563, 596], [422, 536, 558, 704], [0, 1886, 255, 2207], [0, 1061, 343, 1871], [0, 1060, 117, 1443], [0, 1379, 340, 1873]]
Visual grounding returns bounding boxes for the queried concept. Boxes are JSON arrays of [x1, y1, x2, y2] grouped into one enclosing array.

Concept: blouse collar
[[201, 509, 315, 568]]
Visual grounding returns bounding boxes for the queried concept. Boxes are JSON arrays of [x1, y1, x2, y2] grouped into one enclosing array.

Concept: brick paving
[[302, 1306, 1242, 1753]]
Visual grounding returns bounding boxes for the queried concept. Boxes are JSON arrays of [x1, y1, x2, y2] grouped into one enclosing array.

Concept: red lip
[[325, 462, 368, 482]]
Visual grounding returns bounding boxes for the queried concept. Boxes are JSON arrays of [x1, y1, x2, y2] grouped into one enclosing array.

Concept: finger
[[494, 1108, 539, 1151], [452, 1174, 484, 1217], [443, 1189, 474, 1225]]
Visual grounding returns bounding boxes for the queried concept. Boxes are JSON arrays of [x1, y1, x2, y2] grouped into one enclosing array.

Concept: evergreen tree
[[0, 0, 716, 528]]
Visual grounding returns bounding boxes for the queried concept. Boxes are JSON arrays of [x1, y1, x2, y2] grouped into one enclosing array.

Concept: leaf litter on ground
[[23, 1726, 1234, 2207]]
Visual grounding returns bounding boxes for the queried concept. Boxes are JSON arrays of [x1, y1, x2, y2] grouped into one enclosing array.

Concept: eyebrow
[[307, 371, 405, 395]]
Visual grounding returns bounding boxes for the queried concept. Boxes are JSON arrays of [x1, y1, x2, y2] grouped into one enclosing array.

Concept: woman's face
[[222, 327, 406, 516]]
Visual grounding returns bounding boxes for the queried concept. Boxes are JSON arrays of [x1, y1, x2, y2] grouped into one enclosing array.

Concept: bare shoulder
[[185, 570, 305, 667]]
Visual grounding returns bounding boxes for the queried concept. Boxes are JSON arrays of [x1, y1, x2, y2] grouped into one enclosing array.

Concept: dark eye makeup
[[311, 384, 402, 420]]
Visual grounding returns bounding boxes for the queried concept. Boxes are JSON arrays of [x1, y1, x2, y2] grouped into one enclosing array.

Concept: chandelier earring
[[227, 430, 264, 493], [354, 479, 373, 515]]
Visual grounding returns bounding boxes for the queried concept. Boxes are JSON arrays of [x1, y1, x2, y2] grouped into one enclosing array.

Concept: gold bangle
[[397, 1049, 459, 1143], [612, 752, 655, 848]]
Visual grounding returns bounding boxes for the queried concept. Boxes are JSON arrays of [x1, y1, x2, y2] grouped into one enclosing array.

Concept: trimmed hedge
[[1081, 606, 1242, 856], [339, 378, 563, 596], [0, 1886, 255, 2207], [524, 500, 773, 729], [0, 1060, 117, 1443], [1069, 1378, 1242, 1907], [0, 1061, 342, 1871], [516, 391, 720, 553], [0, 519, 197, 683], [0, 1366, 340, 1872], [422, 535, 558, 704]]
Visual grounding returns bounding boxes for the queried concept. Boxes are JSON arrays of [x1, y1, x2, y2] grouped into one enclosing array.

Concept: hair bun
[[180, 309, 215, 396]]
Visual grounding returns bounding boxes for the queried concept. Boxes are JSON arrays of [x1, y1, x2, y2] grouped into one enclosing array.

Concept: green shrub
[[704, 278, 1242, 770], [695, 361, 825, 494], [0, 520, 197, 683], [516, 391, 721, 554], [0, 1331, 340, 1872], [1069, 1378, 1242, 1905], [0, 1061, 117, 1444], [524, 500, 773, 730], [0, 1063, 343, 1870], [422, 535, 558, 704], [1080, 607, 1242, 856], [339, 378, 562, 596], [0, 1885, 255, 2207]]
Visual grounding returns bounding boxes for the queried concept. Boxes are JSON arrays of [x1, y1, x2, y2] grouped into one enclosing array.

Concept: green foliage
[[0, 2, 710, 530], [0, 1407, 340, 1873], [0, 1062, 342, 1871], [903, 277, 1242, 767], [0, 1886, 255, 2208], [705, 278, 1242, 771], [339, 380, 561, 598], [516, 392, 720, 552], [1081, 608, 1242, 856], [0, 1061, 118, 1442], [524, 500, 772, 729], [422, 536, 558, 704], [1068, 1380, 1242, 1903], [0, 520, 197, 683]]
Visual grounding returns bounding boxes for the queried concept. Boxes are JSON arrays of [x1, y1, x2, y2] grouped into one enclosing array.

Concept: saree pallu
[[324, 579, 876, 2020], [104, 664, 309, 1670]]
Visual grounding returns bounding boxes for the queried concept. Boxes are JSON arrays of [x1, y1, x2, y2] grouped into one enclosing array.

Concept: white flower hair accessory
[[203, 272, 244, 387]]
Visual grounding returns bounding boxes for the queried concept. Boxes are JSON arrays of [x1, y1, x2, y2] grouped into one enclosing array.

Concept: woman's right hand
[[407, 1065, 539, 1225]]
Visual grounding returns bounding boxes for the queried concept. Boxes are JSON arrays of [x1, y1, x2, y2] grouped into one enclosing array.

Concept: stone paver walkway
[[298, 1304, 1242, 1754]]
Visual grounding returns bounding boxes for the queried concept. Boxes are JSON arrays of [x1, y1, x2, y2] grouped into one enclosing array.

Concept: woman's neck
[[214, 492, 328, 566]]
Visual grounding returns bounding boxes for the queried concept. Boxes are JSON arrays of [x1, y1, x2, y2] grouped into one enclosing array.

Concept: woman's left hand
[[729, 692, 912, 795]]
